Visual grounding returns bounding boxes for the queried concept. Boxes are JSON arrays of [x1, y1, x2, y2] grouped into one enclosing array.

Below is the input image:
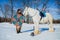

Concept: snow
[[0, 22, 60, 40]]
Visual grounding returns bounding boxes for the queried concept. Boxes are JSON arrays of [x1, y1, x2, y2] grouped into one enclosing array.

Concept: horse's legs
[[31, 21, 40, 36], [49, 19, 54, 32], [31, 14, 40, 36], [33, 21, 40, 35]]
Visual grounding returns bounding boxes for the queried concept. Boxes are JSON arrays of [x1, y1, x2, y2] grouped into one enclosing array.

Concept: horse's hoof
[[34, 30, 40, 35], [49, 29, 54, 32], [31, 32, 35, 36], [31, 30, 40, 36]]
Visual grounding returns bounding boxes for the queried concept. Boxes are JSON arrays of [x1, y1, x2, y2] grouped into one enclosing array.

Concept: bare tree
[[55, 0, 60, 15], [9, 0, 13, 18], [9, 0, 18, 23], [0, 4, 4, 17], [42, 0, 49, 11], [0, 4, 3, 22], [32, 0, 41, 8], [4, 4, 10, 22]]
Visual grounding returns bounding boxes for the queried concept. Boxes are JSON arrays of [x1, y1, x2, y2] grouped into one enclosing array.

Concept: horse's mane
[[28, 7, 38, 11]]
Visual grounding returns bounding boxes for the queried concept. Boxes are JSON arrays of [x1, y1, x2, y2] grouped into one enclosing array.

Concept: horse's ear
[[25, 6, 28, 10], [26, 6, 28, 8]]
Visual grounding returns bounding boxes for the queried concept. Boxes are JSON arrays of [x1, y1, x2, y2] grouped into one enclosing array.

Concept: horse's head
[[23, 7, 28, 17]]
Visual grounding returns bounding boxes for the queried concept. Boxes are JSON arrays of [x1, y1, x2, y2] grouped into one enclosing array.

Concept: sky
[[0, 0, 60, 20]]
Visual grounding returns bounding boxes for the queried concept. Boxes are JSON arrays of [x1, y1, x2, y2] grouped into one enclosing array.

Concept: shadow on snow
[[22, 28, 55, 33]]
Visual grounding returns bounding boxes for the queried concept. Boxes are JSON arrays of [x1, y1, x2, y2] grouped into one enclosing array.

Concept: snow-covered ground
[[0, 22, 60, 40]]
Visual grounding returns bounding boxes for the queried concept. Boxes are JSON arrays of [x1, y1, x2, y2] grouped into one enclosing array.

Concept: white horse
[[23, 7, 54, 36]]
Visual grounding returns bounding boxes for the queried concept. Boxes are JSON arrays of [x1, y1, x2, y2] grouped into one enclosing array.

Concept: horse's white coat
[[23, 7, 54, 34]]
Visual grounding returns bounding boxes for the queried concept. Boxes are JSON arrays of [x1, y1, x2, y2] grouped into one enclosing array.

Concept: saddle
[[40, 11, 46, 20], [36, 9, 46, 20]]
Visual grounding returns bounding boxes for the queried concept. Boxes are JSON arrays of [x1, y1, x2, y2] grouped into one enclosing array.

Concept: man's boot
[[16, 26, 21, 33]]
